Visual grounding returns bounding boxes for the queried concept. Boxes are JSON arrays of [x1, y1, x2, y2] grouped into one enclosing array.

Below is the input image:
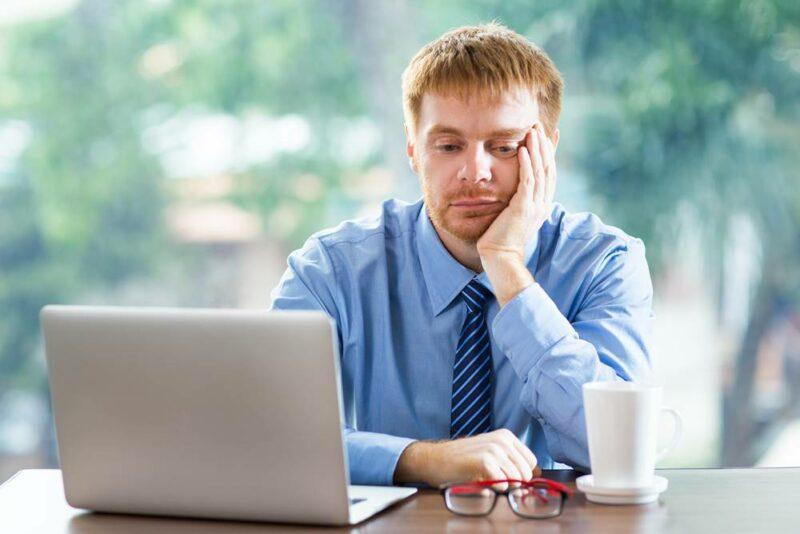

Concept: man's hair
[[402, 22, 564, 139]]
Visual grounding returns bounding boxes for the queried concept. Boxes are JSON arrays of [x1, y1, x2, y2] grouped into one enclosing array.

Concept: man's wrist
[[393, 440, 439, 486], [479, 251, 535, 307]]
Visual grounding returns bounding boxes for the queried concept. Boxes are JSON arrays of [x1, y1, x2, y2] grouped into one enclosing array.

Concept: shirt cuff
[[345, 430, 417, 486], [491, 283, 578, 379]]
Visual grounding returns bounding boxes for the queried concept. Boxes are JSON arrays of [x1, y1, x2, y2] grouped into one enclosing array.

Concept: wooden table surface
[[2, 467, 799, 533]]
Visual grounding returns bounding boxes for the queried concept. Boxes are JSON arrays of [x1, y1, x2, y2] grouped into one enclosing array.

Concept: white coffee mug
[[582, 381, 682, 488]]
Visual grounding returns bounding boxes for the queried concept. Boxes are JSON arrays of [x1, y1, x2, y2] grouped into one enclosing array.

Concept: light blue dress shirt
[[270, 198, 654, 486]]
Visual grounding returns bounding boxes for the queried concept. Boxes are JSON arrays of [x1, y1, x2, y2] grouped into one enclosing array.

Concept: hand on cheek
[[475, 122, 557, 306], [477, 123, 556, 259]]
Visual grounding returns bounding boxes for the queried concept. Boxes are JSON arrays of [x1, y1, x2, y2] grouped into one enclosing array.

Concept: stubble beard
[[422, 182, 498, 245]]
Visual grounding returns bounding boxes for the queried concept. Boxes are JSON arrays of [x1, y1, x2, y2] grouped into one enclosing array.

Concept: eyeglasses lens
[[508, 486, 563, 518], [444, 486, 496, 516]]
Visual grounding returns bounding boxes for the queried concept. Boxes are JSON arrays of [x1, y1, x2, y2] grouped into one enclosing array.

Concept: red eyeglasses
[[440, 478, 573, 519]]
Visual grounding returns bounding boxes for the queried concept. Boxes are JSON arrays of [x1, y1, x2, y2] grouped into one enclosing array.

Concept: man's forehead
[[418, 90, 539, 138]]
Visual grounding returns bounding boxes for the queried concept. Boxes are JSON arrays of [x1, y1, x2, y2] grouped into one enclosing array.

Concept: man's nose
[[457, 145, 492, 183]]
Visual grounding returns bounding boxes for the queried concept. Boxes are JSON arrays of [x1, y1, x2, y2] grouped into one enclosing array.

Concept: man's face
[[408, 89, 544, 244]]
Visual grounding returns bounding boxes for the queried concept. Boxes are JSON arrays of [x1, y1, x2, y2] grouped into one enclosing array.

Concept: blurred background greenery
[[1, 0, 798, 480]]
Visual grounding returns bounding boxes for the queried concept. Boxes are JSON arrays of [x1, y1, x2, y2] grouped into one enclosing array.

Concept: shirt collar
[[415, 201, 539, 316]]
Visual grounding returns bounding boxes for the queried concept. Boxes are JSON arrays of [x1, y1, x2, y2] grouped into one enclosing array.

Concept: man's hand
[[393, 429, 540, 488], [476, 123, 557, 306]]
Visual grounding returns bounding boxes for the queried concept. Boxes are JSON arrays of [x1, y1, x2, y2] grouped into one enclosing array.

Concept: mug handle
[[656, 407, 683, 463]]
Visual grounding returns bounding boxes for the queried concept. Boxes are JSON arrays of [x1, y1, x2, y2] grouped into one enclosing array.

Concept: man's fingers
[[493, 452, 522, 487], [517, 138, 534, 200], [481, 458, 510, 491], [535, 123, 549, 175], [535, 125, 557, 203], [528, 125, 545, 205], [508, 438, 538, 479], [504, 442, 534, 481], [493, 430, 535, 481]]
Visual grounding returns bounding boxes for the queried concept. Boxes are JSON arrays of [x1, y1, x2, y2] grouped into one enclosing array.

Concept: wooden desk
[[1, 468, 798, 533]]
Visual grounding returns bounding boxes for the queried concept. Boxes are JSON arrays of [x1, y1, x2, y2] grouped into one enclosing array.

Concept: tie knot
[[461, 279, 493, 312]]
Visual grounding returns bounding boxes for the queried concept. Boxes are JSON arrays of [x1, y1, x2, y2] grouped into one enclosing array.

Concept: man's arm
[[476, 123, 654, 469], [273, 237, 541, 487], [489, 240, 654, 469], [269, 238, 415, 486]]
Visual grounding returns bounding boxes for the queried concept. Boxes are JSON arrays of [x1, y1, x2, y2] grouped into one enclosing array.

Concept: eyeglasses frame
[[439, 478, 574, 519]]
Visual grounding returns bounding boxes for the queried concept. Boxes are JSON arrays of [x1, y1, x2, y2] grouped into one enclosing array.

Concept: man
[[270, 23, 654, 487]]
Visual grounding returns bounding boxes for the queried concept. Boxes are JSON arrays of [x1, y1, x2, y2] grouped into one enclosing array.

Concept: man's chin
[[441, 215, 495, 244]]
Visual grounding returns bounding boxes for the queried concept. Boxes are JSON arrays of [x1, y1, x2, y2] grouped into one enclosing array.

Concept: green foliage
[[0, 0, 376, 390], [566, 1, 800, 269], [0, 1, 166, 387], [0, 1, 798, 470]]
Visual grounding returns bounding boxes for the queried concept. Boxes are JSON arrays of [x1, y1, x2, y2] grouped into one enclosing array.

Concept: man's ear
[[405, 123, 419, 174]]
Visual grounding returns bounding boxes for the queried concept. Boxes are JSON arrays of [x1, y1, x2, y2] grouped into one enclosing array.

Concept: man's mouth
[[450, 198, 502, 207], [449, 198, 504, 215]]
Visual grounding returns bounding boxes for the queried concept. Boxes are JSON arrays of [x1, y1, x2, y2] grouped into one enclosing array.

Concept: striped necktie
[[450, 279, 494, 438]]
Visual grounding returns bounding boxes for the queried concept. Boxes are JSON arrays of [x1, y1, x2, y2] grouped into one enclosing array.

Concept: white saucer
[[576, 475, 668, 505]]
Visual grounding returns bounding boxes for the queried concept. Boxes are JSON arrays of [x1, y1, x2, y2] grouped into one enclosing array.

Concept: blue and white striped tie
[[450, 279, 494, 438]]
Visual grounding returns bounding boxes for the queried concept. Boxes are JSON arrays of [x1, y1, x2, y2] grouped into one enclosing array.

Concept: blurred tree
[[558, 0, 800, 466], [0, 0, 165, 395], [0, 0, 372, 393], [466, 0, 799, 464], [0, 0, 798, 468], [409, 0, 800, 464], [329, 0, 421, 200]]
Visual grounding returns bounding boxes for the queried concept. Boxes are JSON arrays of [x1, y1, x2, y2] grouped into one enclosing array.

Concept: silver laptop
[[41, 305, 416, 525]]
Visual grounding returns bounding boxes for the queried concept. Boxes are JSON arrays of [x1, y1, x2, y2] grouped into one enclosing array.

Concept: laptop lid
[[42, 305, 352, 524]]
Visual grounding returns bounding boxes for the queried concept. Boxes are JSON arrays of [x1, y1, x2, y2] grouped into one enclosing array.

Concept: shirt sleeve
[[269, 237, 416, 486], [490, 238, 655, 470]]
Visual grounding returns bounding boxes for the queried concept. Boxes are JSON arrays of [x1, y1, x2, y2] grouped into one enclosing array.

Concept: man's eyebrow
[[426, 125, 464, 137], [425, 124, 529, 139], [485, 127, 529, 140]]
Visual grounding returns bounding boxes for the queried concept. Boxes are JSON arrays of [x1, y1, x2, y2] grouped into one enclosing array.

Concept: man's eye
[[494, 145, 518, 156], [436, 144, 460, 152]]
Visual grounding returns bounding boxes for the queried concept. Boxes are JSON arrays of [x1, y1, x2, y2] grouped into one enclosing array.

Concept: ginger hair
[[402, 22, 564, 139]]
